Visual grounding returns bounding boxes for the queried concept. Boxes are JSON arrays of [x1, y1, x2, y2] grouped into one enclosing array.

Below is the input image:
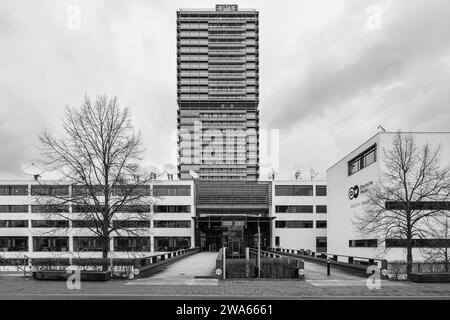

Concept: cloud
[[0, 0, 449, 180]]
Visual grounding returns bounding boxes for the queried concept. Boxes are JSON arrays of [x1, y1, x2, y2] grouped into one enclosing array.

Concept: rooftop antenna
[[294, 169, 302, 180], [309, 169, 319, 181], [189, 170, 199, 180], [163, 164, 177, 181], [377, 124, 386, 132], [21, 159, 47, 180]]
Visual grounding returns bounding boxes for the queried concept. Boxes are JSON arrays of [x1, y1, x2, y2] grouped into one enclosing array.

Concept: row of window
[[349, 239, 450, 248], [0, 220, 192, 229], [0, 205, 191, 213], [0, 236, 191, 252], [0, 185, 192, 197], [274, 185, 327, 197], [275, 205, 327, 214], [274, 220, 327, 229], [348, 144, 377, 176]]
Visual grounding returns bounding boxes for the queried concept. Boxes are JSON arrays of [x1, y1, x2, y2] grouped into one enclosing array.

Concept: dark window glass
[[113, 237, 150, 252], [275, 236, 280, 247], [153, 185, 191, 196], [385, 238, 450, 248], [348, 144, 377, 176], [0, 220, 28, 228], [115, 205, 151, 213], [72, 220, 99, 228], [386, 201, 450, 211], [72, 205, 103, 213], [315, 185, 327, 196], [316, 237, 327, 252], [349, 239, 378, 247], [31, 185, 69, 196], [72, 185, 104, 196], [33, 237, 69, 252], [113, 220, 150, 229], [73, 237, 103, 252], [0, 237, 28, 252], [31, 220, 68, 228], [0, 205, 28, 213], [275, 220, 313, 228], [154, 237, 191, 251], [0, 185, 28, 196], [316, 220, 327, 228], [112, 185, 150, 197], [31, 205, 69, 213], [153, 220, 191, 228], [154, 205, 191, 213], [275, 205, 313, 213], [275, 185, 313, 196], [316, 205, 327, 214]]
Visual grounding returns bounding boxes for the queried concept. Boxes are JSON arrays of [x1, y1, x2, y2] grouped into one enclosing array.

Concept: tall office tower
[[177, 4, 259, 181]]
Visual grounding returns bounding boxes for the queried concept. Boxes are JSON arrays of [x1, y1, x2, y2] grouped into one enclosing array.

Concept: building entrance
[[196, 216, 271, 257]]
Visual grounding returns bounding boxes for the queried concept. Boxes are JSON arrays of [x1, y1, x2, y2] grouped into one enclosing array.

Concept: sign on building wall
[[216, 4, 238, 12]]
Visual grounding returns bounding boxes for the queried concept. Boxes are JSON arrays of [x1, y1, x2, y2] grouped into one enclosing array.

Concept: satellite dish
[[21, 159, 47, 180], [189, 170, 199, 179], [309, 169, 319, 180], [148, 165, 162, 180], [163, 164, 177, 180], [268, 168, 278, 180], [294, 170, 302, 180]]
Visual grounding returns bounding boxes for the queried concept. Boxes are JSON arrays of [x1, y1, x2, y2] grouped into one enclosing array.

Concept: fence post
[[223, 246, 226, 280], [327, 259, 331, 276]]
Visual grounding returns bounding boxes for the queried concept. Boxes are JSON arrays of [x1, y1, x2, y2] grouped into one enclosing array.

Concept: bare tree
[[37, 95, 154, 269], [423, 216, 450, 272], [354, 132, 450, 275]]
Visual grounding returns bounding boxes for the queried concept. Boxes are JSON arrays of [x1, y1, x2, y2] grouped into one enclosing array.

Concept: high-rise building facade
[[177, 4, 259, 181]]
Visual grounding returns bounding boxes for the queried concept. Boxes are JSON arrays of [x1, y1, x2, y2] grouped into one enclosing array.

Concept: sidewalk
[[0, 276, 449, 299]]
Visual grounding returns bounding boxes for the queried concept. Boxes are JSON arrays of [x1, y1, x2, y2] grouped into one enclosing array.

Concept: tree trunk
[[102, 236, 109, 272], [406, 244, 413, 275]]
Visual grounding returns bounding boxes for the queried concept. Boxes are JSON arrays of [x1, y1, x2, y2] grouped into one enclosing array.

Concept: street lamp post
[[257, 215, 261, 278]]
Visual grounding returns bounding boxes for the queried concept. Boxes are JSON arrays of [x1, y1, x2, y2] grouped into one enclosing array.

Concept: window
[[31, 185, 69, 196], [275, 185, 313, 196], [72, 220, 98, 229], [0, 185, 28, 196], [154, 237, 191, 251], [31, 220, 68, 228], [348, 144, 377, 176], [154, 205, 191, 213], [316, 205, 327, 214], [153, 220, 191, 228], [0, 237, 28, 252], [0, 220, 28, 228], [316, 220, 327, 229], [33, 237, 69, 252], [113, 237, 150, 252], [72, 185, 104, 196], [31, 205, 69, 213], [153, 185, 191, 196], [115, 205, 151, 213], [349, 239, 378, 248], [385, 239, 450, 248], [275, 220, 313, 228], [112, 185, 150, 197], [113, 220, 151, 229], [72, 205, 102, 213], [73, 237, 103, 252], [275, 236, 280, 247], [316, 237, 327, 252], [385, 201, 450, 211], [275, 205, 313, 213], [0, 205, 28, 213], [315, 185, 327, 196]]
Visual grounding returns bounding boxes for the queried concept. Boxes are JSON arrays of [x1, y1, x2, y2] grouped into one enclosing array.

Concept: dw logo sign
[[348, 185, 359, 200]]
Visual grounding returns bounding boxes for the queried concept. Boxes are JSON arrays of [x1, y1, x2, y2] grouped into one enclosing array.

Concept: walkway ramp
[[127, 252, 218, 286]]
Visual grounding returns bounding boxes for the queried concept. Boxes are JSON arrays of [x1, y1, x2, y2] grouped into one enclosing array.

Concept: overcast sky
[[1, 0, 449, 180]]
